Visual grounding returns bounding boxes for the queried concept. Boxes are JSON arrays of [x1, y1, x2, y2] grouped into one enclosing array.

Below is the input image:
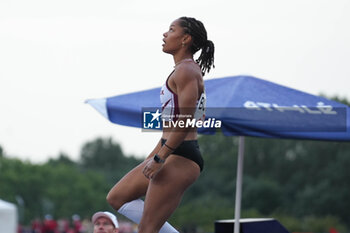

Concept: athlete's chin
[[162, 47, 174, 55], [162, 47, 169, 53]]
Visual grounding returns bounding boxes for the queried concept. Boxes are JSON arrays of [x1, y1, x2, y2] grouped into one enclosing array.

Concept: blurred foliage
[[79, 137, 141, 184], [1, 93, 350, 232], [169, 132, 350, 233], [320, 93, 350, 106], [0, 155, 110, 222]]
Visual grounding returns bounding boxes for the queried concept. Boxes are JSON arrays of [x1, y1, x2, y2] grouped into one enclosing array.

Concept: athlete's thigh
[[107, 158, 152, 208], [140, 155, 200, 230]]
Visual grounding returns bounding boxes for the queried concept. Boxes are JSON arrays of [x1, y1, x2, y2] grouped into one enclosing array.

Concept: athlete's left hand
[[143, 159, 163, 179]]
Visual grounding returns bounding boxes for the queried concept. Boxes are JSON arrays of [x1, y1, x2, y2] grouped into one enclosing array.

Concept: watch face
[[154, 154, 164, 163], [153, 154, 159, 163]]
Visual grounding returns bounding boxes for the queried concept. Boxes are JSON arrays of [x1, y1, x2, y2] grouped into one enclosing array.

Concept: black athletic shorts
[[161, 138, 204, 171]]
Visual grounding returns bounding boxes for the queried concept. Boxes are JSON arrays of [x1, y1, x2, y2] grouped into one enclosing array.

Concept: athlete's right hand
[[143, 158, 163, 179]]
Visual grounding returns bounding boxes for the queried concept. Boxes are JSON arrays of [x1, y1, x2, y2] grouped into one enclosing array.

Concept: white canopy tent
[[0, 199, 17, 233]]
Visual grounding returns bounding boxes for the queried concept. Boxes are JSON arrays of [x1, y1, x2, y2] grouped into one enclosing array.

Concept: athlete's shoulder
[[174, 62, 202, 83]]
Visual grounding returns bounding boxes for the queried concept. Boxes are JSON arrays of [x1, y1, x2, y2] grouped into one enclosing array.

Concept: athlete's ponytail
[[197, 39, 215, 75], [179, 17, 215, 75]]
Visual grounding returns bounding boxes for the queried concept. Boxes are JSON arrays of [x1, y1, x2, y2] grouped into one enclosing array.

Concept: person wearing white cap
[[92, 211, 119, 233]]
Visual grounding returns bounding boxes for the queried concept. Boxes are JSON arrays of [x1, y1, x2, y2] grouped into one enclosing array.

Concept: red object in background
[[42, 216, 57, 233], [31, 219, 42, 233], [73, 220, 82, 233], [329, 228, 338, 233], [17, 224, 22, 233], [72, 214, 83, 233]]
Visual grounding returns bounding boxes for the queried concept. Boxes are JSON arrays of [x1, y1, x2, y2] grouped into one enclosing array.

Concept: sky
[[1, 0, 349, 163]]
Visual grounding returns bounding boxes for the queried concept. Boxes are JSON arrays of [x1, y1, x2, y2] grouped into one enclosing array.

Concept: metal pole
[[234, 136, 245, 233]]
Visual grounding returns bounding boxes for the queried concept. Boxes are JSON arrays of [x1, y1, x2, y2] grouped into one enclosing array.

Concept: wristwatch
[[153, 154, 165, 163]]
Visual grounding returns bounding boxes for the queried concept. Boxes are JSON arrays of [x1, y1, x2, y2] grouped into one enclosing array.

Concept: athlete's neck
[[173, 53, 193, 67], [174, 58, 194, 68]]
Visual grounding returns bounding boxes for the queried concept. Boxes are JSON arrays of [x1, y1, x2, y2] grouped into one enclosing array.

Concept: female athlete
[[107, 16, 215, 233]]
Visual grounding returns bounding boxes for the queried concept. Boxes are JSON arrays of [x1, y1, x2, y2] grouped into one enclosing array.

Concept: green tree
[[47, 152, 76, 166], [321, 94, 350, 106], [0, 157, 47, 222], [41, 161, 110, 218], [79, 137, 142, 183], [171, 133, 350, 232], [0, 145, 3, 158], [243, 176, 282, 215], [0, 155, 112, 224]]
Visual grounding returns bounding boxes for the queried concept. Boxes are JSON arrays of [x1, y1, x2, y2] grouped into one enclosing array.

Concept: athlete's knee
[[106, 190, 124, 210]]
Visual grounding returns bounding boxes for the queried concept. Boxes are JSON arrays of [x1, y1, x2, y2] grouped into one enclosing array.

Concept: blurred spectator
[[42, 215, 57, 233], [92, 211, 118, 233], [57, 218, 70, 233], [17, 224, 23, 233], [82, 218, 93, 233], [31, 218, 42, 233], [72, 214, 83, 233]]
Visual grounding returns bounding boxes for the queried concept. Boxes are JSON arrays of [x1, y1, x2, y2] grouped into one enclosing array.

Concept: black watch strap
[[153, 154, 165, 163]]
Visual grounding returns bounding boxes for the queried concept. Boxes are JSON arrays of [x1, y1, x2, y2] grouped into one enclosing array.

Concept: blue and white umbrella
[[87, 75, 350, 233]]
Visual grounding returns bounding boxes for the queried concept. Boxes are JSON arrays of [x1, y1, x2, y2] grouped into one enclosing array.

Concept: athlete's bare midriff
[[162, 128, 198, 141]]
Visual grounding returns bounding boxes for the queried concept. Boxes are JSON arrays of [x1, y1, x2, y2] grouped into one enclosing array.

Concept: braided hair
[[178, 16, 215, 75]]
